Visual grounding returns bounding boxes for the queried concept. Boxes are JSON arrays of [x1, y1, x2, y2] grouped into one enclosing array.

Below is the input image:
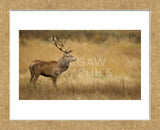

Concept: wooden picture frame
[[0, 0, 160, 129]]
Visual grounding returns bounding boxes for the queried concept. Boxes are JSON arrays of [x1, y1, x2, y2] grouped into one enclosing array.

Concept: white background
[[10, 11, 150, 120]]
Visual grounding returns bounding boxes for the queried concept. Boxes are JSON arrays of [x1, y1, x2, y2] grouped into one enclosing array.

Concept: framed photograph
[[0, 0, 160, 129]]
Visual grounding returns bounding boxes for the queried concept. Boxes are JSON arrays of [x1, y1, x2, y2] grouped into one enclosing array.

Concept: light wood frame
[[0, 0, 160, 129]]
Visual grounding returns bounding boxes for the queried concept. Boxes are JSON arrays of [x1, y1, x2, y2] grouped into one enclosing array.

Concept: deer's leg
[[52, 77, 57, 87], [30, 73, 34, 83], [33, 73, 40, 85], [29, 67, 34, 83]]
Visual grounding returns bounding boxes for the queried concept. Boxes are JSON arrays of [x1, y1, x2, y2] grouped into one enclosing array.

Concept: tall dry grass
[[19, 38, 141, 100]]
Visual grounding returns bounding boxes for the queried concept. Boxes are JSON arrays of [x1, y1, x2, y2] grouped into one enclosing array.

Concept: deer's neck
[[58, 58, 69, 72]]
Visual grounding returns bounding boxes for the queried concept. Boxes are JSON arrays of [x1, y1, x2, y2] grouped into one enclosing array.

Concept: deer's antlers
[[49, 36, 73, 54]]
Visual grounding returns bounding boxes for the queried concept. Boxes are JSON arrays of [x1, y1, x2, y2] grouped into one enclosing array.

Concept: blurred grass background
[[19, 30, 141, 100]]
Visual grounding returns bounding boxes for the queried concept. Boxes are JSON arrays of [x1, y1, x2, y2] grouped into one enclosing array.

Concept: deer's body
[[29, 37, 76, 87], [29, 60, 58, 77]]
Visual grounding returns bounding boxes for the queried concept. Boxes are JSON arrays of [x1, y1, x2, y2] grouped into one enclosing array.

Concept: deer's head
[[49, 36, 77, 64], [62, 53, 77, 62]]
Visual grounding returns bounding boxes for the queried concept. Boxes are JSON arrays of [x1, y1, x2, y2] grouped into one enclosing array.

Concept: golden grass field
[[19, 35, 141, 100]]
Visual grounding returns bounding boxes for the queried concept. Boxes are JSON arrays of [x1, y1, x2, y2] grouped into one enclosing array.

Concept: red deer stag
[[29, 37, 76, 87]]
